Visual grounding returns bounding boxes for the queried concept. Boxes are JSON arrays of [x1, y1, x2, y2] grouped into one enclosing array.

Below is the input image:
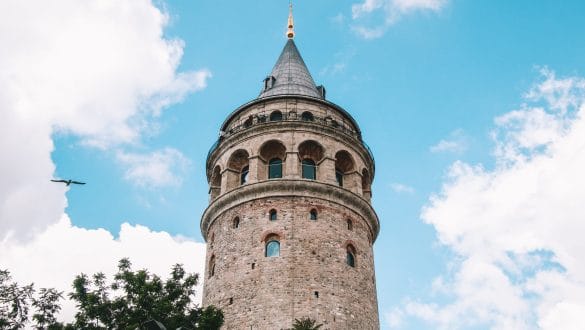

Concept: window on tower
[[240, 165, 249, 185], [302, 159, 316, 180], [233, 217, 240, 229], [335, 150, 355, 188], [209, 255, 216, 277], [269, 110, 283, 121], [335, 168, 344, 186], [347, 219, 353, 231], [310, 209, 317, 221], [301, 111, 314, 122], [269, 209, 277, 221], [265, 239, 280, 257], [346, 245, 356, 268], [268, 158, 283, 179]]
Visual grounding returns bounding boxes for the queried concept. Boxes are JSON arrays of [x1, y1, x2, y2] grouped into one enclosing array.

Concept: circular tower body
[[201, 39, 380, 329]]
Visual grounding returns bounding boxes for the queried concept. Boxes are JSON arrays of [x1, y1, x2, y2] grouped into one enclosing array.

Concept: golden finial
[[287, 0, 295, 39]]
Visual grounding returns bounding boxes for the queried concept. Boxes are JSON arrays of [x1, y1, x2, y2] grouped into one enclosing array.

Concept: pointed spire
[[258, 39, 322, 99], [287, 0, 295, 39]]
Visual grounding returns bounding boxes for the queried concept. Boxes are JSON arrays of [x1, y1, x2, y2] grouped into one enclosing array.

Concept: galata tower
[[201, 4, 380, 329]]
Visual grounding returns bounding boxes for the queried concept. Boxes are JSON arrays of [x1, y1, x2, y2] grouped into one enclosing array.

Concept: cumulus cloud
[[0, 215, 206, 323], [430, 129, 469, 154], [0, 1, 210, 324], [117, 148, 190, 188], [351, 0, 447, 38], [0, 0, 210, 242], [387, 70, 585, 329]]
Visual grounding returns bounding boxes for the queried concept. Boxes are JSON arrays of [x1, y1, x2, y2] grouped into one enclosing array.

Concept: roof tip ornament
[[287, 0, 295, 39]]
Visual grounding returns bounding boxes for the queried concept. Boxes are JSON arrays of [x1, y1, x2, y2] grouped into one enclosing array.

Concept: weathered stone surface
[[201, 41, 379, 329]]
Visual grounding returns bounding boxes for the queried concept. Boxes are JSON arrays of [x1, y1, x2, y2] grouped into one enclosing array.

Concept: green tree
[[291, 317, 323, 330], [31, 288, 64, 329], [68, 258, 223, 330], [0, 269, 34, 329]]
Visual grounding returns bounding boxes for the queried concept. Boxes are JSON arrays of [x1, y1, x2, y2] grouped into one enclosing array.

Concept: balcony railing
[[206, 112, 375, 171]]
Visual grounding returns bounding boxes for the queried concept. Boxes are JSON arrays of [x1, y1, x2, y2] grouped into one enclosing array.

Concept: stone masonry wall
[[202, 196, 379, 329]]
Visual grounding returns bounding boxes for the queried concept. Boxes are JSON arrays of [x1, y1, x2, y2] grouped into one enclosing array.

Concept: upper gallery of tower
[[205, 3, 376, 198]]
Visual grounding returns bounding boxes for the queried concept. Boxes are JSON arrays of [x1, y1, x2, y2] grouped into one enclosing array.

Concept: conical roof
[[258, 39, 323, 99]]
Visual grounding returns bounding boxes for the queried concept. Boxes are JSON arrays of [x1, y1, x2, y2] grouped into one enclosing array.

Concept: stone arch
[[362, 168, 372, 201], [335, 150, 356, 189], [269, 110, 283, 121], [301, 111, 314, 122], [298, 140, 324, 180], [226, 149, 250, 190], [210, 165, 222, 200], [258, 140, 286, 179]]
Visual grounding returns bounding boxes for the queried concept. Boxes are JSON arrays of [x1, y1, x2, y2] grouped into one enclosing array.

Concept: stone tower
[[201, 6, 379, 329]]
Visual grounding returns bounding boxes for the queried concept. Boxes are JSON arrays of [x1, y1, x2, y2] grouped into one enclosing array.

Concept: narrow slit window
[[310, 209, 317, 221], [269, 209, 277, 221]]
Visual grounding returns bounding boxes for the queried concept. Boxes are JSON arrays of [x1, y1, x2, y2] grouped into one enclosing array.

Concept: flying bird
[[51, 179, 86, 186]]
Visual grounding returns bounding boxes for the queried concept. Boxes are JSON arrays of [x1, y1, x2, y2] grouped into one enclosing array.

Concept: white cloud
[[430, 129, 469, 154], [0, 0, 210, 242], [388, 71, 585, 329], [0, 1, 211, 324], [0, 215, 207, 324], [390, 182, 415, 194], [117, 148, 190, 188], [351, 0, 447, 39]]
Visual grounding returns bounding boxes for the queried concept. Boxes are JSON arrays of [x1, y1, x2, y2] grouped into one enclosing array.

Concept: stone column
[[318, 157, 337, 184], [285, 152, 300, 179]]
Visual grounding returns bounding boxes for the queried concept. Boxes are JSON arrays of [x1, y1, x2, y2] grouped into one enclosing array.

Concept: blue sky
[[2, 0, 585, 328]]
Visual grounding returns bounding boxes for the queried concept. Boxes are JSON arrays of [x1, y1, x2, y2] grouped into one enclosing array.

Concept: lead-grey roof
[[258, 39, 323, 99]]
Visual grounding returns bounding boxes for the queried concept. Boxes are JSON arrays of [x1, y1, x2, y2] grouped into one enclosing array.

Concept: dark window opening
[[314, 291, 319, 298], [243, 116, 253, 128], [269, 209, 277, 221], [310, 209, 317, 221], [347, 219, 353, 231], [335, 168, 344, 186], [240, 165, 249, 185], [233, 217, 240, 229], [346, 246, 356, 268], [251, 263, 255, 269], [268, 158, 283, 179], [302, 159, 316, 180], [269, 111, 283, 121], [229, 297, 233, 305], [301, 111, 314, 122]]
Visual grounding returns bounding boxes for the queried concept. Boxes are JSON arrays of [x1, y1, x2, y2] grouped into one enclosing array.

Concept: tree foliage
[[0, 259, 223, 330], [291, 317, 323, 330]]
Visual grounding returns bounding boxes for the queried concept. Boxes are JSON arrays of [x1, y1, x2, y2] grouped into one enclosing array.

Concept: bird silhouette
[[51, 179, 86, 186]]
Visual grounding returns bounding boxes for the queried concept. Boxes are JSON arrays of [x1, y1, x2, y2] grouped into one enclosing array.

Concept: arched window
[[269, 111, 283, 121], [209, 256, 216, 277], [243, 116, 253, 128], [265, 239, 280, 257], [346, 245, 356, 268], [335, 151, 355, 188], [233, 217, 240, 229], [310, 209, 317, 221], [301, 111, 314, 122], [335, 168, 344, 186], [268, 158, 283, 179], [269, 209, 277, 221], [302, 159, 316, 180], [227, 149, 250, 190], [240, 165, 249, 185], [347, 219, 353, 231]]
